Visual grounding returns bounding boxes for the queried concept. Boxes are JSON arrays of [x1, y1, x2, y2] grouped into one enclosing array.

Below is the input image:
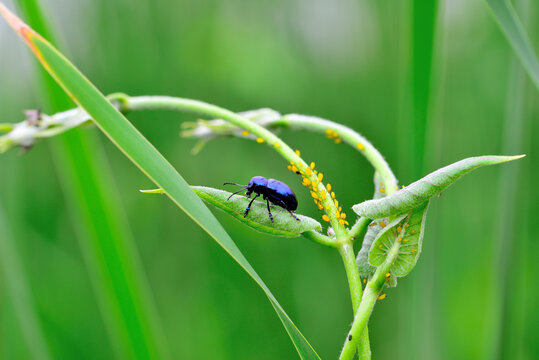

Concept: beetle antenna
[[223, 182, 246, 187], [226, 187, 247, 201]]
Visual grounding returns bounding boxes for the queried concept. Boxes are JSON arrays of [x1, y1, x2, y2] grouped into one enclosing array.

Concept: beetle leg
[[270, 196, 301, 222], [244, 193, 259, 218], [265, 198, 274, 222], [288, 210, 300, 221]]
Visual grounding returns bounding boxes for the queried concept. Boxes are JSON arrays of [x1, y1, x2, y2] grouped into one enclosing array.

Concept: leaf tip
[[139, 188, 165, 194], [0, 3, 37, 41]]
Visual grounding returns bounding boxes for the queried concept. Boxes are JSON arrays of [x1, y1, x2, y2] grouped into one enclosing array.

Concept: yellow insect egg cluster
[[325, 128, 342, 144], [285, 156, 349, 226]]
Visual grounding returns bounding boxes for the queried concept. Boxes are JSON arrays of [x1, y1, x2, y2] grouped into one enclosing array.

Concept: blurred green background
[[0, 0, 537, 359]]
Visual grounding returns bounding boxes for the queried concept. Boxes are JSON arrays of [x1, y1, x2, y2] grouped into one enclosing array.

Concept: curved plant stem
[[276, 114, 398, 195], [301, 231, 338, 248], [349, 217, 371, 242], [338, 242, 371, 359], [339, 237, 402, 360]]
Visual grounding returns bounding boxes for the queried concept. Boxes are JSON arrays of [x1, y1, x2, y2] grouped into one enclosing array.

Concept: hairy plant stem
[[338, 241, 371, 359], [339, 234, 402, 360], [301, 231, 337, 248], [349, 217, 371, 242]]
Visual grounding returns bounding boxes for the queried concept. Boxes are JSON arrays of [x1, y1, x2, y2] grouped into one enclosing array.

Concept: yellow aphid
[[339, 219, 345, 225], [256, 137, 265, 143], [344, 220, 349, 226], [241, 130, 250, 136], [331, 192, 336, 199], [380, 188, 386, 194], [340, 213, 346, 219], [411, 248, 416, 253], [327, 183, 332, 192], [338, 206, 342, 212], [335, 137, 342, 144], [287, 165, 293, 171], [411, 230, 416, 234], [402, 185, 405, 189], [317, 204, 324, 210], [395, 186, 399, 190], [398, 238, 402, 242], [357, 142, 365, 150], [369, 222, 377, 227], [403, 239, 409, 242], [311, 191, 319, 200], [335, 210, 340, 217], [318, 173, 323, 181], [378, 294, 387, 300], [320, 190, 327, 200], [335, 200, 339, 208], [274, 142, 281, 148], [314, 170, 318, 175], [295, 149, 301, 156], [302, 178, 311, 186], [305, 168, 312, 176], [378, 244, 383, 249], [326, 204, 330, 210], [322, 215, 330, 222], [385, 272, 391, 278], [325, 129, 333, 136], [363, 278, 367, 284], [379, 222, 386, 228], [397, 226, 402, 233], [291, 166, 298, 173], [380, 182, 384, 186], [310, 162, 315, 169]]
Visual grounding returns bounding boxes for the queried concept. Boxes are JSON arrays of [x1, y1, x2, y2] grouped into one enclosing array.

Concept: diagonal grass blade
[[0, 4, 320, 359]]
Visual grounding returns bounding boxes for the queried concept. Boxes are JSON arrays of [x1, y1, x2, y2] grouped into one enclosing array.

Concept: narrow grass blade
[[353, 155, 524, 219], [0, 4, 320, 358], [13, 1, 169, 358], [410, 0, 440, 177], [0, 204, 51, 360], [486, 0, 539, 90]]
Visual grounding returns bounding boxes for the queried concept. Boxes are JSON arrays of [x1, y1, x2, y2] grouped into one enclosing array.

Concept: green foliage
[[352, 155, 524, 219], [0, 1, 535, 359], [486, 0, 539, 90], [143, 186, 322, 237], [368, 202, 429, 278], [0, 6, 320, 358]]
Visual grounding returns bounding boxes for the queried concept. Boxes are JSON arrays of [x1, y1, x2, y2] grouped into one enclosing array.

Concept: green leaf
[[356, 220, 384, 277], [143, 186, 322, 237], [0, 5, 320, 359], [486, 0, 539, 90], [356, 172, 388, 277], [353, 155, 524, 219], [356, 172, 398, 286], [368, 202, 430, 278]]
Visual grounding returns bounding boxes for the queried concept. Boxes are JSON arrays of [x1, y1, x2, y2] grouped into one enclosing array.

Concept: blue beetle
[[224, 176, 300, 222]]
